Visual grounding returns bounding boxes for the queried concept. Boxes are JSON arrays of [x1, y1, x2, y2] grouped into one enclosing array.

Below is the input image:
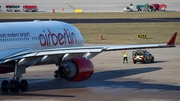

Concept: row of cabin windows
[[0, 37, 39, 42]]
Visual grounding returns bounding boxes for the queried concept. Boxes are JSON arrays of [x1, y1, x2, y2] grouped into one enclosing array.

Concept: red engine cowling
[[59, 57, 94, 82], [0, 65, 14, 74]]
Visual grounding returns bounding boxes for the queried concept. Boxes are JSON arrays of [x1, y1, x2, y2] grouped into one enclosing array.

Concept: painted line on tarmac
[[66, 3, 75, 10]]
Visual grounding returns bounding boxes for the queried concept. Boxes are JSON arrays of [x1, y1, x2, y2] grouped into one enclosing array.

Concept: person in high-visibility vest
[[121, 50, 128, 63]]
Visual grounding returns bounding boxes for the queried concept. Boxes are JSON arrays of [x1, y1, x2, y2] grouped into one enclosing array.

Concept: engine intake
[[59, 57, 94, 82]]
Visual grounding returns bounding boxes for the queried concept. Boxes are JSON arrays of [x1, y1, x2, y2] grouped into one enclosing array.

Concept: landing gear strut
[[1, 60, 28, 92], [54, 66, 63, 79], [54, 70, 60, 78], [54, 63, 64, 79]]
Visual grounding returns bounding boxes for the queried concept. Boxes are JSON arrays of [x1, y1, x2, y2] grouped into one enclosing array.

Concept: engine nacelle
[[59, 57, 94, 82], [0, 65, 14, 74]]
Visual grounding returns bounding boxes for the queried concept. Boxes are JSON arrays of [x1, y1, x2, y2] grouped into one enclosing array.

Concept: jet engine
[[58, 57, 94, 82]]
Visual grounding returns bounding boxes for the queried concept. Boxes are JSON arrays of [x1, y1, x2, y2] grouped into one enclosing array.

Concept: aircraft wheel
[[10, 80, 20, 92], [54, 70, 59, 78], [20, 80, 28, 92], [1, 80, 9, 92], [10, 79, 14, 84]]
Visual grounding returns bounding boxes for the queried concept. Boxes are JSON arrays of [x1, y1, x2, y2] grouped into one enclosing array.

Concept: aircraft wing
[[34, 32, 177, 59], [0, 32, 177, 65]]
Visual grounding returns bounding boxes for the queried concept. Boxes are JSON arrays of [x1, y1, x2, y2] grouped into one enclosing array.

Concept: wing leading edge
[[104, 32, 177, 51], [0, 32, 177, 65]]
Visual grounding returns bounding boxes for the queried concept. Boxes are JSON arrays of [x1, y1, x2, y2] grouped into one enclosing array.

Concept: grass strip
[[0, 12, 180, 19], [73, 22, 180, 44]]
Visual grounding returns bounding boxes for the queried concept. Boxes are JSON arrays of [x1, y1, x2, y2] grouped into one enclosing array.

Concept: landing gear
[[54, 69, 63, 79], [20, 80, 28, 92], [1, 60, 28, 92], [1, 80, 9, 92], [1, 79, 28, 92], [10, 80, 20, 92], [54, 70, 60, 78], [54, 63, 64, 79]]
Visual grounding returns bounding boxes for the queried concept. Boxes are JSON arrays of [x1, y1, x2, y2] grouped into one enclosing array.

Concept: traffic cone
[[100, 35, 103, 40], [52, 9, 55, 13], [62, 8, 64, 11]]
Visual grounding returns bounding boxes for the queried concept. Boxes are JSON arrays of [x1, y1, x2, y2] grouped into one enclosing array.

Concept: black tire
[[10, 79, 14, 84], [1, 80, 9, 92], [133, 61, 137, 64], [10, 81, 20, 92], [20, 80, 28, 92], [144, 58, 148, 64], [54, 70, 59, 78], [151, 57, 154, 63]]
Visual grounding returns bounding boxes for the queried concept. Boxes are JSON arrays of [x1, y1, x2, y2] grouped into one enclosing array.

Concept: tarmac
[[0, 44, 180, 101], [1, 18, 180, 23], [0, 0, 180, 12], [0, 0, 180, 101]]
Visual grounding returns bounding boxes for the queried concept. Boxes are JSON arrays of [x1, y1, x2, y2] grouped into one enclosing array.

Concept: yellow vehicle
[[132, 50, 154, 64]]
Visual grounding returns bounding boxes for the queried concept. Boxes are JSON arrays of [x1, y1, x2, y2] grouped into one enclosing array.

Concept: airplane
[[0, 20, 177, 92]]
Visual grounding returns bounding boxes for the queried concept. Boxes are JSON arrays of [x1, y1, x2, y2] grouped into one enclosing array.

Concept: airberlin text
[[79, 67, 94, 73], [39, 29, 77, 46]]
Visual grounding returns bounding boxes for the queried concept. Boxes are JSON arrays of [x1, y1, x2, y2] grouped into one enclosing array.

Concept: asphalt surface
[[1, 18, 180, 23], [0, 0, 180, 101], [0, 0, 180, 12], [0, 45, 180, 101]]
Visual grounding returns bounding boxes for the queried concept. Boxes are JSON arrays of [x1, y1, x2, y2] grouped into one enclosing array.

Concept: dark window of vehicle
[[135, 52, 143, 56]]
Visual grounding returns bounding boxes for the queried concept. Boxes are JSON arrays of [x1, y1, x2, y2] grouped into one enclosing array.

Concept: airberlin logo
[[79, 67, 94, 73], [39, 28, 77, 46]]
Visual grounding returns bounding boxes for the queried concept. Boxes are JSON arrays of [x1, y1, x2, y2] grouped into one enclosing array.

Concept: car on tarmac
[[132, 50, 154, 64]]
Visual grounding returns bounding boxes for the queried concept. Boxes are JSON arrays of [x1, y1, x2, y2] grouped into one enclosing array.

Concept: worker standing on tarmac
[[121, 50, 128, 63]]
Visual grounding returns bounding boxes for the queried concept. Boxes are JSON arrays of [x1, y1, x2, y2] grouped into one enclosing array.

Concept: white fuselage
[[0, 20, 85, 52]]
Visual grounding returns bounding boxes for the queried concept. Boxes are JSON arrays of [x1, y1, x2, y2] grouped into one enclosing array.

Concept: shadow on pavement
[[1, 67, 180, 97], [1, 92, 75, 97]]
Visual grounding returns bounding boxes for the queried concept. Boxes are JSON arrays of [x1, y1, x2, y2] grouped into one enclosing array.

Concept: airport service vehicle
[[150, 4, 167, 11], [124, 6, 133, 12], [0, 20, 177, 92], [124, 3, 134, 12], [132, 50, 154, 64], [136, 3, 151, 11], [23, 5, 38, 12], [6, 5, 20, 12]]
